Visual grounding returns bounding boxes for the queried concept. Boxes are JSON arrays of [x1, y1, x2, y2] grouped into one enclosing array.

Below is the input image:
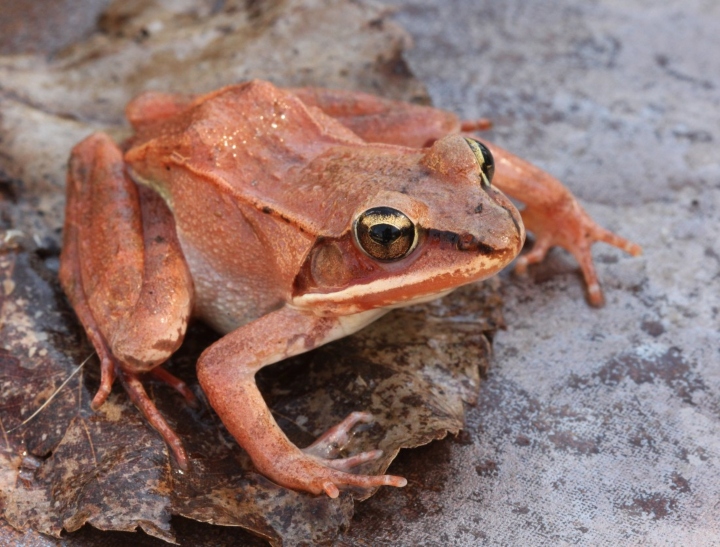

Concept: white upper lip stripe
[[293, 254, 506, 306]]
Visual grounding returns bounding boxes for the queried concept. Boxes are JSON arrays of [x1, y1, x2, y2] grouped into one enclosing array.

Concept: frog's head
[[291, 135, 525, 314]]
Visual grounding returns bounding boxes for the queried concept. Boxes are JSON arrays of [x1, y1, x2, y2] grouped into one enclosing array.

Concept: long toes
[[322, 449, 384, 472], [118, 369, 189, 470], [150, 366, 198, 407], [305, 411, 374, 458], [594, 226, 642, 256], [318, 470, 407, 496], [515, 238, 552, 275], [572, 246, 604, 307]]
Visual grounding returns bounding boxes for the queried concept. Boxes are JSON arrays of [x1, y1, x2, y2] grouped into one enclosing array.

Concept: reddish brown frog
[[60, 80, 640, 497]]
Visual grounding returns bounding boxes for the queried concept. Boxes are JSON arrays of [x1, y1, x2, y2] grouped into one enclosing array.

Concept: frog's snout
[[465, 192, 526, 268], [493, 192, 525, 244], [427, 223, 522, 264]]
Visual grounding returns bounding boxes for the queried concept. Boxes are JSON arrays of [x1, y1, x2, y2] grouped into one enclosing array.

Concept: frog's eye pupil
[[464, 137, 495, 188], [369, 224, 401, 245], [354, 207, 417, 261]]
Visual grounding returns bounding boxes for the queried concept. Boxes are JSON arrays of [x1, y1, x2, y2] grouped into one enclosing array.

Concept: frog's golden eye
[[464, 137, 495, 188], [354, 207, 417, 261]]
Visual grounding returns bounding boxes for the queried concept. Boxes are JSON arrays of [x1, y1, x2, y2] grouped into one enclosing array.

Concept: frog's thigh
[[290, 87, 461, 147], [60, 133, 193, 374]]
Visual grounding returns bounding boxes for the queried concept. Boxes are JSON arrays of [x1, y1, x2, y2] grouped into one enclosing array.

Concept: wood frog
[[59, 80, 640, 497]]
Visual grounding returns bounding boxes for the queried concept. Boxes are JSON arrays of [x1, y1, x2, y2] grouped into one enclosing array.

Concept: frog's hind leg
[[290, 86, 463, 148], [59, 139, 120, 410], [59, 133, 194, 468]]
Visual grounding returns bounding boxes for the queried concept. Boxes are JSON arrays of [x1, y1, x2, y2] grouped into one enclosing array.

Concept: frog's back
[[128, 81, 363, 230], [124, 81, 366, 332]]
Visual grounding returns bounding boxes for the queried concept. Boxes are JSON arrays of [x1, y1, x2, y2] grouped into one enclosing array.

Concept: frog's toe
[[150, 366, 198, 407], [296, 411, 405, 496], [575, 222, 641, 306], [322, 481, 340, 498], [461, 118, 493, 132], [311, 467, 407, 498], [593, 224, 642, 257], [263, 446, 406, 497], [326, 469, 408, 492], [117, 368, 189, 470], [303, 411, 374, 459], [514, 235, 552, 275], [84, 329, 117, 410], [90, 354, 116, 410], [321, 449, 384, 472], [574, 246, 605, 307]]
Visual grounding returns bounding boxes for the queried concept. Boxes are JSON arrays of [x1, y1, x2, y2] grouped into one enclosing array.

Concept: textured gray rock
[[341, 0, 720, 544]]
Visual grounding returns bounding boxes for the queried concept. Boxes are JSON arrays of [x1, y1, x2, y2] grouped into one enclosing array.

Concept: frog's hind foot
[[150, 366, 198, 407], [81, 331, 190, 470], [89, 350, 191, 470], [81, 332, 191, 469], [515, 210, 642, 307], [118, 368, 189, 470], [59, 132, 194, 470]]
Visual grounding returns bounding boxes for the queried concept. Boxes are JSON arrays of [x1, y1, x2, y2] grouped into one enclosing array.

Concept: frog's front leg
[[197, 306, 407, 498], [482, 142, 642, 305], [60, 133, 194, 467]]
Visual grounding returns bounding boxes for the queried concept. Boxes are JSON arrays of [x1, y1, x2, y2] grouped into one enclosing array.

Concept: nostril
[[474, 204, 483, 214]]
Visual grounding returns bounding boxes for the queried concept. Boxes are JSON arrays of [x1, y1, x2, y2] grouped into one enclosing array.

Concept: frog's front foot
[[303, 411, 376, 461], [261, 411, 406, 498]]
